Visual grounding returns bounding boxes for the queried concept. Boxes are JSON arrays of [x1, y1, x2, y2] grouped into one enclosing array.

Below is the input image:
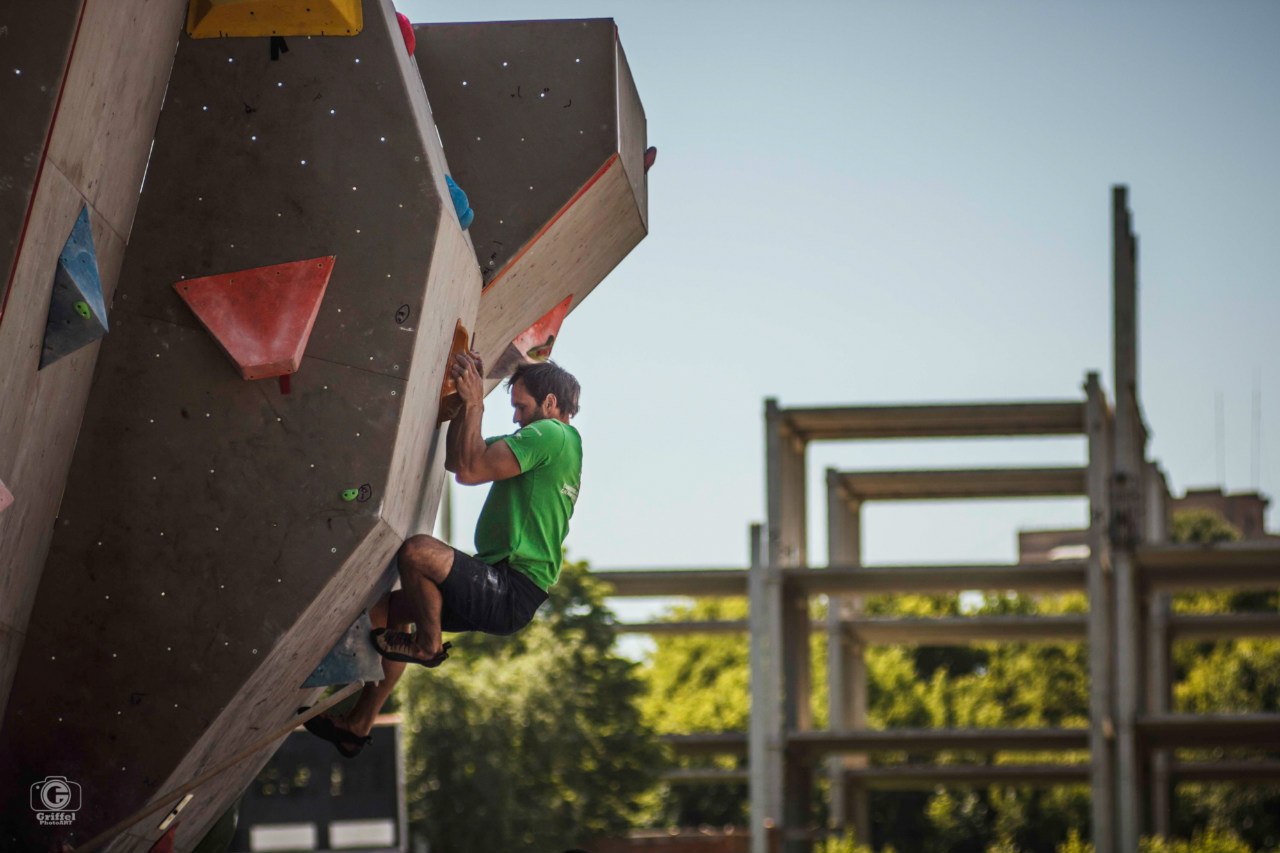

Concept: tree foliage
[[400, 559, 662, 853]]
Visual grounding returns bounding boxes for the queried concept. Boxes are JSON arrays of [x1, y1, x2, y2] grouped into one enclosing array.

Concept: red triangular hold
[[490, 295, 573, 380], [512, 295, 572, 361], [174, 256, 335, 380], [148, 825, 177, 853]]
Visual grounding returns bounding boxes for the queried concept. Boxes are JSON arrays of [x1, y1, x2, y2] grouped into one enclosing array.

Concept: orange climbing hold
[[437, 320, 472, 425], [174, 256, 335, 380], [491, 295, 573, 379], [514, 296, 572, 361], [0, 477, 13, 515]]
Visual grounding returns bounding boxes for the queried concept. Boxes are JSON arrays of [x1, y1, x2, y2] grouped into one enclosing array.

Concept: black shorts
[[438, 549, 548, 636]]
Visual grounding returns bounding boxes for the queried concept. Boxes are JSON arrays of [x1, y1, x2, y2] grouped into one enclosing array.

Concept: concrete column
[[1084, 372, 1116, 853], [764, 399, 811, 852], [749, 522, 781, 853], [1144, 462, 1173, 838], [825, 471, 868, 839], [1111, 185, 1146, 852]]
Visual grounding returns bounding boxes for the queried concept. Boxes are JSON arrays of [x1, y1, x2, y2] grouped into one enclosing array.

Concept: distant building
[[1017, 488, 1275, 563], [1176, 488, 1271, 540]]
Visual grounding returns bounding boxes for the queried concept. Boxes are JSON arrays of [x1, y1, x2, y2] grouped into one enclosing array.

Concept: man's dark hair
[[507, 361, 580, 417]]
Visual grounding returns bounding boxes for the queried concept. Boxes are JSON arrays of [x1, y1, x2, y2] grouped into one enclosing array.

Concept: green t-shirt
[[474, 418, 582, 590]]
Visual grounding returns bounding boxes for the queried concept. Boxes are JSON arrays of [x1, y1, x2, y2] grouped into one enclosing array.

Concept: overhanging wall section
[[413, 19, 648, 377]]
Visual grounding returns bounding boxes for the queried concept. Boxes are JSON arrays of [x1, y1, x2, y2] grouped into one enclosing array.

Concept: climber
[[305, 355, 583, 757]]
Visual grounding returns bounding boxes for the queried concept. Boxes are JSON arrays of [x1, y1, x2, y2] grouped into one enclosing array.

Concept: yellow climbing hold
[[187, 0, 363, 39]]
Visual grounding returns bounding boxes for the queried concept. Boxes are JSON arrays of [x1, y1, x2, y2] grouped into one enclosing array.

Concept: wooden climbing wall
[[0, 1, 479, 849]]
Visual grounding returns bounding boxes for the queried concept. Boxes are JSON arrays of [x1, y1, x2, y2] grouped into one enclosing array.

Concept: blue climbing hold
[[303, 611, 386, 688], [445, 174, 474, 231], [40, 205, 109, 369]]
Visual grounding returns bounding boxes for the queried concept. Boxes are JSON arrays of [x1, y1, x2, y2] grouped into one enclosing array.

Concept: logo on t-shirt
[[561, 484, 579, 503]]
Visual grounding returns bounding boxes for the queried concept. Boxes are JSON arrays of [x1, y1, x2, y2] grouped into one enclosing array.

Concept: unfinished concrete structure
[[0, 4, 647, 851], [600, 187, 1280, 853]]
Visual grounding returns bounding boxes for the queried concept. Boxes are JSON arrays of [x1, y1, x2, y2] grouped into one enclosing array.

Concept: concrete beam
[[661, 759, 1280, 787], [1171, 760, 1280, 782], [1138, 714, 1280, 749], [595, 562, 1089, 598], [664, 767, 749, 784], [777, 401, 1086, 442], [845, 763, 1089, 790], [1167, 613, 1280, 640], [1137, 544, 1280, 591], [615, 620, 748, 634], [617, 614, 1092, 644], [847, 615, 1087, 644], [785, 562, 1088, 594], [595, 569, 748, 597], [664, 733, 749, 758], [831, 467, 1087, 501], [788, 727, 1090, 757]]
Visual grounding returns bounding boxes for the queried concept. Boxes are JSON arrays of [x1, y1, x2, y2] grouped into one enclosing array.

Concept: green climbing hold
[[74, 301, 92, 319], [341, 489, 359, 502]]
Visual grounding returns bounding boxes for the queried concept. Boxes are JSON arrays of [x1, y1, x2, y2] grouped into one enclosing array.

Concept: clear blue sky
[[402, 1, 1280, 595]]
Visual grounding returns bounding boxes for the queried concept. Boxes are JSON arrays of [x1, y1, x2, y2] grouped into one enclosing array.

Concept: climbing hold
[[173, 256, 335, 380], [436, 320, 472, 424], [147, 824, 177, 853], [396, 11, 415, 55], [444, 175, 474, 230], [491, 295, 573, 379], [40, 205, 109, 369], [186, 0, 363, 39], [303, 611, 385, 687], [644, 146, 658, 173], [0, 478, 13, 515], [341, 488, 359, 502], [526, 335, 555, 361]]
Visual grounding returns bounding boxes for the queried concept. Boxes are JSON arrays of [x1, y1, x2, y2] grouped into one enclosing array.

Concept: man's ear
[[542, 393, 559, 414]]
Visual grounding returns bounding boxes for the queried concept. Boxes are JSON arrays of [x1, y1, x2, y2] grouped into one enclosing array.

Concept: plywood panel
[[45, 0, 187, 242], [413, 19, 619, 285], [412, 20, 648, 381], [616, 40, 649, 230], [474, 158, 644, 370], [0, 1, 468, 847], [383, 215, 481, 536], [0, 164, 126, 725], [0, 0, 81, 307], [124, 518, 403, 853], [0, 0, 189, 735], [112, 13, 447, 380], [3, 315, 399, 836]]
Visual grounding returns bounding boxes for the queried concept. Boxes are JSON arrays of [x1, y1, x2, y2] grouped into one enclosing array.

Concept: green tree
[[400, 559, 663, 853], [639, 597, 752, 827]]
